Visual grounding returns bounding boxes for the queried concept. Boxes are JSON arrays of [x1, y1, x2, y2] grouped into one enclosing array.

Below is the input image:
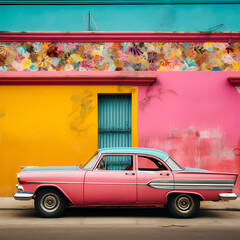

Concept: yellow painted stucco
[[0, 85, 138, 196]]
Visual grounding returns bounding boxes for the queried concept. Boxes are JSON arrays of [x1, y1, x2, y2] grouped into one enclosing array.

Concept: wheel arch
[[34, 184, 73, 204], [166, 191, 205, 202]]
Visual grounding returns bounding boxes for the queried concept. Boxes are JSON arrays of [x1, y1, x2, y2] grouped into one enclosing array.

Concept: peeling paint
[[139, 127, 237, 173]]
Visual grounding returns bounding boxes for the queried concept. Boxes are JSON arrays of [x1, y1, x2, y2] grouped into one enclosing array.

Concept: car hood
[[20, 166, 80, 172], [182, 167, 212, 173]]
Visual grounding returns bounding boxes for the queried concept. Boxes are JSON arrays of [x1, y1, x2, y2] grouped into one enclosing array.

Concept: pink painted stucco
[[138, 72, 240, 194]]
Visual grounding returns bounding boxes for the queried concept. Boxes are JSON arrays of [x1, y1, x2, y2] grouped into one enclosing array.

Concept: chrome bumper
[[14, 185, 34, 200], [13, 192, 34, 200], [219, 193, 238, 201]]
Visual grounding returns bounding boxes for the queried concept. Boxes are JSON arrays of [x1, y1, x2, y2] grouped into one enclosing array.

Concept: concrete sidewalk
[[0, 197, 240, 210]]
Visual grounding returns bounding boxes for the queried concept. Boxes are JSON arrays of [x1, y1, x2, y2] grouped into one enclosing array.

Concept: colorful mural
[[1, 41, 240, 72]]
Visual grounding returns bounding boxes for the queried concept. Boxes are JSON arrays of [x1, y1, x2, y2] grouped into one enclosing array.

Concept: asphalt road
[[0, 208, 240, 240]]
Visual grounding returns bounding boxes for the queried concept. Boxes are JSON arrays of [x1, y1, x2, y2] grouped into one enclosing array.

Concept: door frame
[[97, 93, 134, 149]]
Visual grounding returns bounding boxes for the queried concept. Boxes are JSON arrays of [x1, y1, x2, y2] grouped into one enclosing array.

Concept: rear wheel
[[34, 188, 66, 218], [167, 194, 200, 218]]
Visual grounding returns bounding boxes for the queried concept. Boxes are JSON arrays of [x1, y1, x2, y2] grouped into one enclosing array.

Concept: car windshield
[[82, 151, 101, 170], [165, 157, 184, 171]]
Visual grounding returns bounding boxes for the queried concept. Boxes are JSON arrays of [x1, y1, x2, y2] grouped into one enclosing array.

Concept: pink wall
[[138, 72, 240, 194]]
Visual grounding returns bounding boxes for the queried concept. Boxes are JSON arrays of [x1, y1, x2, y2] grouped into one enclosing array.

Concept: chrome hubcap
[[40, 193, 60, 213], [174, 195, 193, 213]]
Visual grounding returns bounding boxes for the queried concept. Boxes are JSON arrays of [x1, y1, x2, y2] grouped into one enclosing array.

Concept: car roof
[[98, 147, 169, 161]]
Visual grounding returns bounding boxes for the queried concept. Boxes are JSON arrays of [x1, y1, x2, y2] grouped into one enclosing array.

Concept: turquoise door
[[98, 94, 132, 148], [98, 94, 132, 170]]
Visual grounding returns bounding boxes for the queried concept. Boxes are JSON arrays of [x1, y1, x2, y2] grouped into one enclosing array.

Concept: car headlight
[[17, 173, 20, 184], [16, 184, 24, 191]]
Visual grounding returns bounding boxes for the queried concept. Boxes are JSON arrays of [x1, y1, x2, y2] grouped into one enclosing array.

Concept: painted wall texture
[[1, 41, 240, 72], [138, 71, 240, 194], [0, 4, 240, 31], [0, 83, 138, 196]]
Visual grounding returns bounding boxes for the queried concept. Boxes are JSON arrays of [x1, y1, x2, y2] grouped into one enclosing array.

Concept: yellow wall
[[0, 85, 138, 196]]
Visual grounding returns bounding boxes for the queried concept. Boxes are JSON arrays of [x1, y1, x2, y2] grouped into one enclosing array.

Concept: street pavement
[[0, 207, 240, 240], [0, 198, 240, 240]]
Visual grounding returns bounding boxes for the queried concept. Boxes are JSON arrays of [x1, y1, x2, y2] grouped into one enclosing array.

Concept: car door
[[136, 154, 174, 203], [84, 154, 136, 205]]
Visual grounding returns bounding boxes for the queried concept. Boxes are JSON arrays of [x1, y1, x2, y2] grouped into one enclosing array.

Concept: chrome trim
[[20, 166, 38, 169], [85, 182, 136, 185], [25, 181, 136, 185], [175, 179, 235, 184], [137, 171, 158, 174], [149, 184, 174, 189], [174, 179, 235, 190], [219, 193, 238, 200], [163, 156, 169, 162], [16, 184, 24, 191], [13, 192, 34, 200], [92, 152, 102, 170], [175, 184, 234, 190], [23, 179, 236, 190], [147, 179, 236, 190], [147, 179, 174, 189], [164, 156, 184, 171], [148, 179, 174, 183], [25, 181, 84, 184]]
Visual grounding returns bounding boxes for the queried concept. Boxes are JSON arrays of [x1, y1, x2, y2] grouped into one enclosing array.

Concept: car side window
[[97, 155, 133, 171], [137, 155, 167, 171]]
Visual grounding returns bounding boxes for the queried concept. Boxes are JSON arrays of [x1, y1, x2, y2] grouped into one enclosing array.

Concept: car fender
[[34, 183, 74, 204], [166, 190, 205, 202]]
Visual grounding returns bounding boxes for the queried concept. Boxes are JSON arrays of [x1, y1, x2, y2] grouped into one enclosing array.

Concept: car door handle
[[125, 172, 135, 175], [160, 173, 170, 176]]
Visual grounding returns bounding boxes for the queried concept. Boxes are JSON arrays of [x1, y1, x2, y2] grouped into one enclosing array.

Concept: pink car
[[14, 148, 238, 218]]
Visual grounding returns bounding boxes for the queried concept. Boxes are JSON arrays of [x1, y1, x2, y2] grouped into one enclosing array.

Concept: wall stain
[[68, 91, 95, 135], [167, 89, 178, 95], [0, 111, 5, 118], [139, 81, 162, 110], [117, 85, 136, 93], [233, 148, 240, 157]]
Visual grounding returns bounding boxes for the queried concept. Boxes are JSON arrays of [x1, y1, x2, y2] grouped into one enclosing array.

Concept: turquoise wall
[[0, 4, 239, 31]]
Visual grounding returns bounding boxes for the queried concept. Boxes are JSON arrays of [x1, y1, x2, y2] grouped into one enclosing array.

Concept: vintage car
[[14, 148, 238, 218]]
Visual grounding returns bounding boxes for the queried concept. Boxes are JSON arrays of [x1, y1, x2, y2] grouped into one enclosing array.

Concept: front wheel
[[34, 188, 66, 218], [167, 194, 200, 218]]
